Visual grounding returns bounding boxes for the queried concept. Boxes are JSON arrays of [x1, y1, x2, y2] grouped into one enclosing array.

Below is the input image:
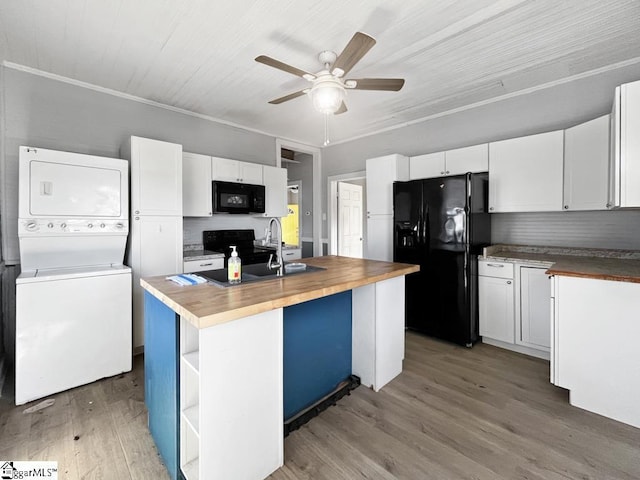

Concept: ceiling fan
[[255, 32, 405, 116]]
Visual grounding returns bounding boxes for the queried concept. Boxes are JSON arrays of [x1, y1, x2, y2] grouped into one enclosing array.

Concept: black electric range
[[202, 229, 276, 267]]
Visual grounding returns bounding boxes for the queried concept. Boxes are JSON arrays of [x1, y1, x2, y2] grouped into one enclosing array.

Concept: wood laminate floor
[[1, 332, 639, 479]]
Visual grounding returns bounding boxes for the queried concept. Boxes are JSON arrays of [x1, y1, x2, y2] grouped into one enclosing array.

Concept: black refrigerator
[[393, 173, 490, 346]]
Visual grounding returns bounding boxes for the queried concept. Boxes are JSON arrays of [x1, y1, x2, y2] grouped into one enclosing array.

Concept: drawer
[[478, 260, 514, 279], [184, 257, 224, 273], [282, 249, 302, 261]]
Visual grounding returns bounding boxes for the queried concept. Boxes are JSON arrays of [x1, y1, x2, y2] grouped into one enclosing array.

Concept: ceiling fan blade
[[331, 32, 376, 77], [268, 90, 307, 105], [255, 55, 315, 80], [347, 78, 405, 91], [335, 101, 348, 115]]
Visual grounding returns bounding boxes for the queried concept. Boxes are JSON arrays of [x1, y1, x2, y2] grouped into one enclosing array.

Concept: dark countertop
[[482, 244, 640, 284]]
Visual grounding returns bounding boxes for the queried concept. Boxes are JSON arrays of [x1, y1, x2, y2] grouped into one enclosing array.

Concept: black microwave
[[212, 181, 266, 214]]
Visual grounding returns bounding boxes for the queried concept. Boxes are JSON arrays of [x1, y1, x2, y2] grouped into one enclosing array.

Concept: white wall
[[321, 63, 640, 249]]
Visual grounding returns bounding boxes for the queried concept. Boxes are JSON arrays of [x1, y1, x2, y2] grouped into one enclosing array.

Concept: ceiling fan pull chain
[[323, 113, 331, 146]]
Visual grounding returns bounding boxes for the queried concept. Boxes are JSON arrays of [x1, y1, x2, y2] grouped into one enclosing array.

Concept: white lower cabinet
[[479, 275, 515, 343], [551, 275, 640, 428], [478, 259, 550, 359], [179, 310, 283, 479], [518, 267, 550, 350], [352, 276, 405, 391]]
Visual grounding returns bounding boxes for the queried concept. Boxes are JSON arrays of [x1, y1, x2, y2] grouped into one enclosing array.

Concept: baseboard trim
[[482, 337, 550, 361]]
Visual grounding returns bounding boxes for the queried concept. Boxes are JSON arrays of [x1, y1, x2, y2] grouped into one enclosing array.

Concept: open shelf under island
[[140, 255, 419, 480]]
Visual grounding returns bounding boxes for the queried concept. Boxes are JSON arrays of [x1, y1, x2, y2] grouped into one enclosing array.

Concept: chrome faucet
[[267, 217, 284, 277]]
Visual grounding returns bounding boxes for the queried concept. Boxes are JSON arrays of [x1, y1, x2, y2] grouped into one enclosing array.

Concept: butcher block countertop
[[483, 245, 640, 284], [140, 256, 419, 330]]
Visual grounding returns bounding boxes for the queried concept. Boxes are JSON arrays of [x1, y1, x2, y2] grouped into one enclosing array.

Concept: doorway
[[328, 171, 367, 257], [337, 181, 364, 258], [276, 139, 321, 257], [282, 183, 301, 247]]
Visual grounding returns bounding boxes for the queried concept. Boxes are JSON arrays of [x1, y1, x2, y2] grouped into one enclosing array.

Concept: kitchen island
[[140, 256, 419, 480]]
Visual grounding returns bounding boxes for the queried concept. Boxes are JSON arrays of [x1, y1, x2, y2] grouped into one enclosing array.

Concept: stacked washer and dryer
[[15, 146, 132, 405]]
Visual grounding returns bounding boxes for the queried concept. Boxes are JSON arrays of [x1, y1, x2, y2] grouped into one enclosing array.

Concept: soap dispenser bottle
[[228, 245, 242, 284]]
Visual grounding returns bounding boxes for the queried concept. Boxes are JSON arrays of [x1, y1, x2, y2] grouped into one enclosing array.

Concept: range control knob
[[47, 222, 54, 228], [100, 223, 106, 228], [26, 222, 38, 231], [116, 223, 124, 229], [61, 223, 67, 229], [88, 223, 93, 229]]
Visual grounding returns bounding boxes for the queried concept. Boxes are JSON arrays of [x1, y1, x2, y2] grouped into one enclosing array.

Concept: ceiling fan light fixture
[[309, 79, 346, 114]]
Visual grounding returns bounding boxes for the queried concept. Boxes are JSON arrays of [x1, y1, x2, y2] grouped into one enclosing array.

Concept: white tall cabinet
[[365, 154, 409, 261], [122, 136, 183, 349]]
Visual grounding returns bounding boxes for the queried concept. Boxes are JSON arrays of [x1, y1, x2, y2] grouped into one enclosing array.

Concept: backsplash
[[183, 216, 272, 246], [491, 210, 640, 250]]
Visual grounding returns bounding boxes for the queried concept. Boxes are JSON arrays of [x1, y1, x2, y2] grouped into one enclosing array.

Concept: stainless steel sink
[[198, 262, 325, 287]]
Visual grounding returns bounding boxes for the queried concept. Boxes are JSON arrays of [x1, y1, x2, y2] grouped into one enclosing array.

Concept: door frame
[[276, 139, 322, 256], [327, 171, 366, 256]]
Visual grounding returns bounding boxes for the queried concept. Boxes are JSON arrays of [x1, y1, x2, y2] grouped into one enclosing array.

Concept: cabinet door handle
[[563, 205, 569, 210], [489, 207, 494, 211], [445, 170, 450, 174], [200, 262, 213, 267], [486, 263, 504, 268], [507, 280, 512, 284]]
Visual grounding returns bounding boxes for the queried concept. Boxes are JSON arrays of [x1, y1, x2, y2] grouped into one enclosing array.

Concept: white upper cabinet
[[489, 130, 564, 212], [128, 136, 182, 216], [366, 154, 409, 215], [212, 157, 263, 184], [563, 115, 610, 211], [609, 79, 640, 209], [409, 144, 488, 180], [445, 144, 488, 176], [182, 152, 212, 217], [409, 152, 445, 179], [260, 166, 288, 217]]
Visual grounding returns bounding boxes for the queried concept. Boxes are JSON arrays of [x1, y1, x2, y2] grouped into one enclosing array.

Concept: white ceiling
[[1, 0, 640, 146]]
